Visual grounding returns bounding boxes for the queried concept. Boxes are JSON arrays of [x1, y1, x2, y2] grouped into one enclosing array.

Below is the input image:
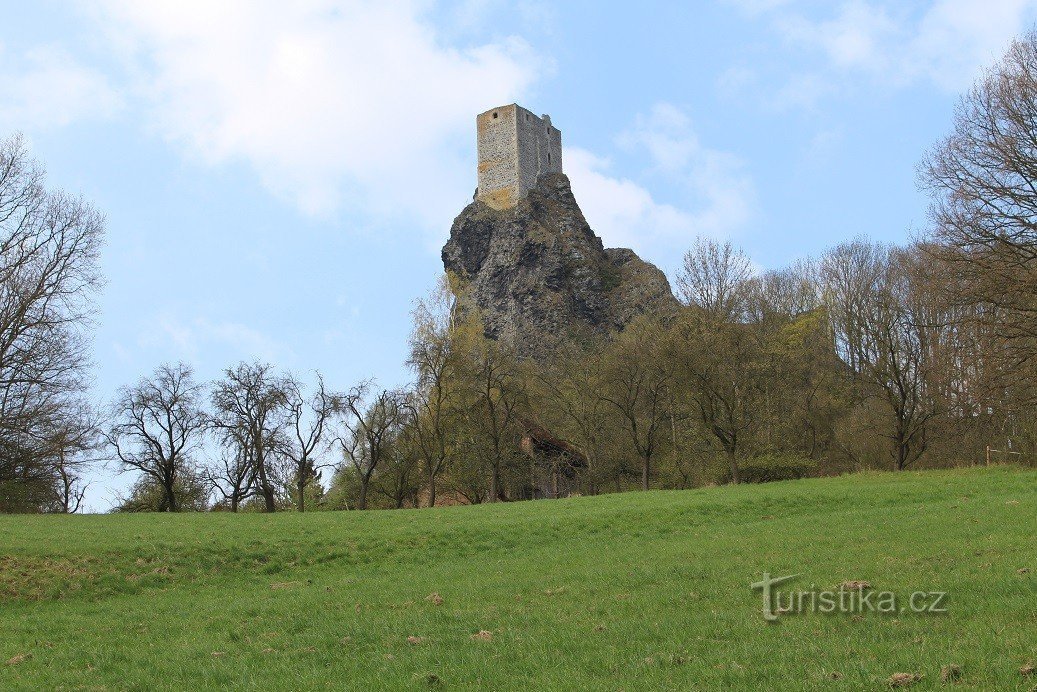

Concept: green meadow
[[2, 467, 1035, 690]]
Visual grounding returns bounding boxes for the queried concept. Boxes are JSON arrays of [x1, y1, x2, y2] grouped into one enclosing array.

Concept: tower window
[[548, 153, 551, 163], [493, 112, 498, 119]]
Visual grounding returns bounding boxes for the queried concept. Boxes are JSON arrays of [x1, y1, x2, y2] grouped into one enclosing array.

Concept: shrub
[[114, 470, 210, 512], [722, 454, 816, 484]]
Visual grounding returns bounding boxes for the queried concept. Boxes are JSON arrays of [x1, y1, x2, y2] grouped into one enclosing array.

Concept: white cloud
[[566, 103, 755, 260], [141, 315, 292, 364], [778, 2, 900, 73], [92, 0, 543, 227], [910, 0, 1037, 90], [724, 0, 795, 17], [733, 0, 1037, 100], [0, 44, 121, 131], [566, 147, 696, 253], [769, 73, 831, 111]]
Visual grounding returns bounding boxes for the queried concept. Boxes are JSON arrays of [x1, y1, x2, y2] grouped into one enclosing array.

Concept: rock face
[[442, 173, 678, 351]]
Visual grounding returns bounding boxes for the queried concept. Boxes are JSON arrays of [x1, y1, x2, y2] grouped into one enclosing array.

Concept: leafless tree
[[372, 413, 422, 509], [54, 461, 88, 513], [922, 30, 1037, 360], [205, 430, 256, 512], [745, 260, 820, 323], [47, 405, 100, 513], [0, 134, 104, 512], [666, 311, 767, 484], [338, 383, 404, 510], [820, 241, 950, 470], [105, 363, 206, 512], [675, 237, 754, 320], [601, 317, 672, 490], [210, 362, 291, 512], [534, 337, 614, 495], [284, 373, 341, 512]]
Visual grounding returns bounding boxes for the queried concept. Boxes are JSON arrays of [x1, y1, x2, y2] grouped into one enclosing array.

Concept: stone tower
[[476, 104, 562, 210]]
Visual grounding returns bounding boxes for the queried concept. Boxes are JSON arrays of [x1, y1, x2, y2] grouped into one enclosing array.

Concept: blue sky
[[3, 0, 1035, 509]]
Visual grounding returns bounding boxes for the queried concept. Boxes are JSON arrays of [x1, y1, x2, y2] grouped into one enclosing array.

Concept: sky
[[2, 0, 1035, 510]]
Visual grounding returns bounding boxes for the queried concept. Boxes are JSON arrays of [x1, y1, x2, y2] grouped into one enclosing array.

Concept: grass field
[[1, 467, 1035, 690]]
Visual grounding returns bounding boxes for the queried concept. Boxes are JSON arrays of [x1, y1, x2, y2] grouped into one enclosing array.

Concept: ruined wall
[[476, 104, 562, 209], [515, 105, 562, 196]]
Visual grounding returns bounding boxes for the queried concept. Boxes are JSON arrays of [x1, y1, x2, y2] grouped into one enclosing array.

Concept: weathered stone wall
[[476, 105, 519, 209], [476, 104, 563, 209], [515, 105, 562, 197]]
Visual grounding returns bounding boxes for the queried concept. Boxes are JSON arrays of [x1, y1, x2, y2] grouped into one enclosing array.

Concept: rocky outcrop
[[442, 173, 678, 352]]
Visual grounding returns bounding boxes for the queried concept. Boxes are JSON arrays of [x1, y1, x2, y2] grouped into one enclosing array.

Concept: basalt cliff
[[442, 173, 677, 352]]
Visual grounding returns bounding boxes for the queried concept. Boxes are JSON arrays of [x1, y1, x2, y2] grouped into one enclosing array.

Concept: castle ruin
[[476, 104, 562, 210]]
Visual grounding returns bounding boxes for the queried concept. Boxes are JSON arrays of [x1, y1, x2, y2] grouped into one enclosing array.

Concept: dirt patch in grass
[[0, 556, 100, 601]]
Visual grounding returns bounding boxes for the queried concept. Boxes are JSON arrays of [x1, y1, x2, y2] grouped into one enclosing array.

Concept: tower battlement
[[476, 104, 562, 210]]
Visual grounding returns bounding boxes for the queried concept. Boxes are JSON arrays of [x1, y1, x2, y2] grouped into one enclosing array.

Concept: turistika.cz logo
[[750, 573, 948, 622]]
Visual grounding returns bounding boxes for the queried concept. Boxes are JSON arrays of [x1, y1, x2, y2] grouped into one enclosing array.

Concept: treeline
[[105, 361, 407, 513], [5, 31, 1037, 512], [388, 232, 1035, 506]]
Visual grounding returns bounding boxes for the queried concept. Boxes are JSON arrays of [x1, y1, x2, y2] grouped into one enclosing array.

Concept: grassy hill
[[1, 467, 1035, 690]]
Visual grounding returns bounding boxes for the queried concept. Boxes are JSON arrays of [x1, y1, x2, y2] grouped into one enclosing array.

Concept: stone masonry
[[476, 104, 562, 210]]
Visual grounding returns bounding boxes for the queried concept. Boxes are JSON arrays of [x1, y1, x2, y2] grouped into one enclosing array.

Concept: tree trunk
[[164, 481, 178, 512], [727, 449, 740, 484], [641, 455, 650, 491], [427, 469, 437, 508], [489, 464, 500, 502], [358, 479, 369, 510], [298, 477, 306, 512], [894, 424, 908, 471], [257, 461, 276, 512]]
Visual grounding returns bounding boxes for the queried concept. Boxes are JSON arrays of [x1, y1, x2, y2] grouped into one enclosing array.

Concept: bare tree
[[675, 237, 754, 320], [0, 134, 104, 512], [666, 311, 766, 484], [922, 30, 1037, 360], [106, 363, 206, 512], [745, 260, 820, 324], [210, 362, 291, 512], [534, 337, 614, 495], [338, 384, 404, 510], [48, 406, 100, 513], [372, 412, 422, 509], [820, 241, 950, 470], [284, 374, 340, 512], [206, 430, 256, 512], [601, 317, 672, 490]]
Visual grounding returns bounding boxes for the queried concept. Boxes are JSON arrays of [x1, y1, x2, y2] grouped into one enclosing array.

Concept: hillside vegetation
[[2, 467, 1036, 690]]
